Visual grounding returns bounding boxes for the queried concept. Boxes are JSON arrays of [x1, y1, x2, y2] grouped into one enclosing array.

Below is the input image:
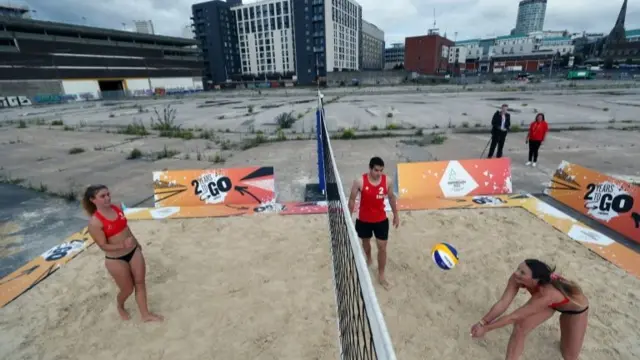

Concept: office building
[[133, 20, 155, 35], [514, 0, 546, 35], [192, 0, 362, 85], [0, 3, 31, 19], [384, 42, 404, 69], [361, 19, 384, 70], [0, 15, 202, 99], [293, 0, 362, 84], [192, 0, 242, 86], [404, 34, 454, 75], [231, 0, 295, 77]]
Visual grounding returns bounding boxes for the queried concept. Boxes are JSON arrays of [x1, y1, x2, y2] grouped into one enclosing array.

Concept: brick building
[[404, 34, 454, 75]]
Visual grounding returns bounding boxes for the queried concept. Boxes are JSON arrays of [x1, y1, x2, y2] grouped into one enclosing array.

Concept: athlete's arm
[[348, 178, 361, 215], [479, 274, 520, 325], [87, 218, 127, 252], [482, 294, 552, 333]]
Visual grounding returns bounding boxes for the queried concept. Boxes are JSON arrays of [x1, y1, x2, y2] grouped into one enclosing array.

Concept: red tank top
[[94, 205, 128, 239], [358, 174, 388, 223]]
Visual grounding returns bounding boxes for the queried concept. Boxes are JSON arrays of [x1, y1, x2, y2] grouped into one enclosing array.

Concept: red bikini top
[[94, 205, 128, 238], [522, 284, 570, 309]]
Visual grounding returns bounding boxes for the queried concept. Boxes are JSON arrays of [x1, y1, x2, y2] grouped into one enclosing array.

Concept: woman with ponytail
[[470, 259, 589, 360], [82, 185, 163, 322]]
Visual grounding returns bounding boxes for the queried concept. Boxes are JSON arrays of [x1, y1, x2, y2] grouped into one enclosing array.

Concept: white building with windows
[[454, 39, 482, 60], [539, 37, 574, 55], [133, 20, 155, 35], [326, 0, 361, 71], [231, 0, 295, 76], [492, 34, 541, 56]]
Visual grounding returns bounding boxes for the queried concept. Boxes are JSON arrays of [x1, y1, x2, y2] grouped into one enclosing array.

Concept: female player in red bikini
[[471, 259, 589, 360], [82, 185, 163, 322]]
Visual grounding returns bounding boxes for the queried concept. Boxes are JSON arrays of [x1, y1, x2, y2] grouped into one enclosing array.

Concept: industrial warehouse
[[0, 7, 203, 105]]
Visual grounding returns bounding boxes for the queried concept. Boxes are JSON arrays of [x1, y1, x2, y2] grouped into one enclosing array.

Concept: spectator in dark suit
[[488, 104, 511, 158]]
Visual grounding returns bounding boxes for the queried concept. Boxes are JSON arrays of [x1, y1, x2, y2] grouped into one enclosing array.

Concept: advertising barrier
[[0, 227, 93, 308], [545, 161, 640, 245], [153, 167, 276, 207], [397, 158, 512, 199]]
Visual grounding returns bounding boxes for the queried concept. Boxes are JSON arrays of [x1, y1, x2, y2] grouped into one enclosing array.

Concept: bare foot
[[378, 275, 390, 290], [117, 306, 131, 320], [141, 312, 165, 322]]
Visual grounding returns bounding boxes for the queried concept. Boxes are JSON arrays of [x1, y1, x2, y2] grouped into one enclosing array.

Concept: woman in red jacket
[[525, 113, 548, 167]]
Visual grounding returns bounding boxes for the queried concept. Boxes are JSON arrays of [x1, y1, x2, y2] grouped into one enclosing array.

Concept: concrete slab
[[2, 86, 640, 280]]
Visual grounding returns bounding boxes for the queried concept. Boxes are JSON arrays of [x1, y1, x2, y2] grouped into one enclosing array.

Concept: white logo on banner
[[41, 240, 85, 262], [584, 181, 633, 222], [439, 161, 479, 197], [194, 172, 233, 204]]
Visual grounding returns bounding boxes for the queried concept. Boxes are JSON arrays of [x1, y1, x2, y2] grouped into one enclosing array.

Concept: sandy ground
[[0, 214, 338, 360], [375, 208, 640, 360], [2, 208, 639, 359]]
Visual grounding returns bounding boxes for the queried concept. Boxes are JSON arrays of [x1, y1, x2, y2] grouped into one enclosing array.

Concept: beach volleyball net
[[317, 92, 397, 360]]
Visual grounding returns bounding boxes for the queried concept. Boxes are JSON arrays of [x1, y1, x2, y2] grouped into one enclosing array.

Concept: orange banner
[[153, 167, 276, 207], [397, 158, 512, 199], [545, 161, 640, 244], [0, 227, 92, 308]]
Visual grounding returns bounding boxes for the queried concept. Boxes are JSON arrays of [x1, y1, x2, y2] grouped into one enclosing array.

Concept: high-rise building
[[514, 0, 547, 35], [192, 0, 242, 86], [293, 0, 362, 84], [192, 0, 362, 85], [361, 20, 384, 70], [231, 0, 295, 77], [384, 43, 404, 69], [133, 20, 155, 35], [0, 3, 31, 19]]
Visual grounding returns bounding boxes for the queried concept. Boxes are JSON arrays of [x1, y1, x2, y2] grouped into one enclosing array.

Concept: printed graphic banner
[[521, 197, 640, 279], [545, 161, 640, 244], [397, 158, 512, 199], [153, 167, 276, 207], [0, 227, 93, 308]]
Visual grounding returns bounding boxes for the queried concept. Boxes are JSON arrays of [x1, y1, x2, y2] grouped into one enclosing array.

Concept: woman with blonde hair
[[82, 184, 163, 322], [471, 259, 588, 360]]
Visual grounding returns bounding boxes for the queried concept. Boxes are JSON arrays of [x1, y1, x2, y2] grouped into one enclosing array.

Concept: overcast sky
[[20, 0, 640, 44]]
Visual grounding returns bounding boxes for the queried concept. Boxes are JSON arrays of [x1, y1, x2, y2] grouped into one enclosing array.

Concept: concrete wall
[[61, 80, 100, 100], [0, 80, 63, 98], [326, 70, 408, 85]]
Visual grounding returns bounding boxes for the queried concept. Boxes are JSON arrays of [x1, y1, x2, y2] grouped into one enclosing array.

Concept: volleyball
[[431, 242, 459, 270]]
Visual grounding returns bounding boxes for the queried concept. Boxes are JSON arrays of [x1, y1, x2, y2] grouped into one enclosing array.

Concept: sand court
[[2, 206, 640, 360], [0, 214, 338, 360], [374, 207, 640, 360]]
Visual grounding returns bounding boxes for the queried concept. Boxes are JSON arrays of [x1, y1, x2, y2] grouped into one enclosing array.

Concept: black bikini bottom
[[557, 306, 589, 315], [105, 245, 138, 263]]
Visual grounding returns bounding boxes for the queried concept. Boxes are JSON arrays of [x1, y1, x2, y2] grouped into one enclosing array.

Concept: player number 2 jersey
[[358, 174, 388, 223]]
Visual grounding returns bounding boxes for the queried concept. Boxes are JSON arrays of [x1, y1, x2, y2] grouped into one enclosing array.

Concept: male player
[[348, 156, 399, 289]]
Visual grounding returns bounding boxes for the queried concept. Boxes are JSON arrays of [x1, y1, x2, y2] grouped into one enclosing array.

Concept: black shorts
[[355, 218, 389, 241]]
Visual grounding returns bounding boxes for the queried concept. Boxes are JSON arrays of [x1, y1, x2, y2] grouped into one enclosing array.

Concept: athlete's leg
[[129, 248, 164, 322], [374, 219, 390, 289], [376, 239, 388, 288], [104, 258, 134, 320], [559, 310, 589, 360], [505, 305, 555, 360], [355, 219, 373, 266]]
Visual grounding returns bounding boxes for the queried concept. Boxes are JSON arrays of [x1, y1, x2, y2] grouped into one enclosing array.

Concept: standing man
[[487, 104, 511, 158], [348, 156, 399, 290]]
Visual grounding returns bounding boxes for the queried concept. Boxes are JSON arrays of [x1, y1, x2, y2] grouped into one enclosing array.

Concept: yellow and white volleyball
[[431, 242, 459, 270]]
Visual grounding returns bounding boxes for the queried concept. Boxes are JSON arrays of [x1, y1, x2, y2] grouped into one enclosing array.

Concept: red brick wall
[[404, 35, 454, 75]]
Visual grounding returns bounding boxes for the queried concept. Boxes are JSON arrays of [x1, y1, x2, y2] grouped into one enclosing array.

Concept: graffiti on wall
[[0, 96, 33, 108], [0, 87, 204, 108]]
